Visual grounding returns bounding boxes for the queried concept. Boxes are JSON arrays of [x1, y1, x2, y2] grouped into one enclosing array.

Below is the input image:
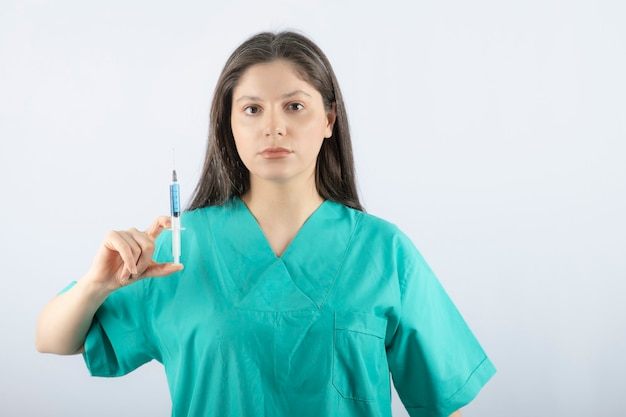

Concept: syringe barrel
[[171, 216, 181, 264], [170, 182, 180, 217]]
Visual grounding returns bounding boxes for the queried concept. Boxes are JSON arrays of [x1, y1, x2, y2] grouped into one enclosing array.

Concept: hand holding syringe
[[76, 214, 184, 295], [56, 152, 186, 294]]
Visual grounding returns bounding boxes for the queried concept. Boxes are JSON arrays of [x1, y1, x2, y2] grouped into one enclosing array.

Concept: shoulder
[[179, 199, 243, 230], [357, 207, 416, 249], [182, 200, 235, 221], [358, 210, 405, 237], [326, 201, 399, 233], [330, 202, 421, 262]]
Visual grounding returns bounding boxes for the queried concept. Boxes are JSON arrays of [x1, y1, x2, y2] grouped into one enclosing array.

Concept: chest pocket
[[332, 312, 388, 402]]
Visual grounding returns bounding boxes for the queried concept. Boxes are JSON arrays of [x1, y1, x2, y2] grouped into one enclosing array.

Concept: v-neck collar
[[236, 196, 329, 260], [209, 198, 360, 310]]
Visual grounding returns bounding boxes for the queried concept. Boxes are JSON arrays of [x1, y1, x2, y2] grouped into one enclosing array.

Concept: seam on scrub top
[[277, 258, 319, 308], [142, 273, 160, 361], [331, 314, 376, 403], [443, 355, 492, 404], [405, 355, 492, 411], [337, 327, 385, 339], [318, 213, 363, 310]]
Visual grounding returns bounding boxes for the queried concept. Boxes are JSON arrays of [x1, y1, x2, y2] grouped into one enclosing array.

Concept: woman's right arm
[[35, 275, 113, 355], [36, 216, 183, 355]]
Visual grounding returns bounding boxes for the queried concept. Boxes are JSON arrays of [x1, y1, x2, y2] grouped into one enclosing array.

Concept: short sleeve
[[386, 249, 496, 417], [82, 278, 156, 377]]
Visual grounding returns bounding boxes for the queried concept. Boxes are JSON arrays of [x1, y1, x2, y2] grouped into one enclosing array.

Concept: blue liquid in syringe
[[170, 170, 180, 217]]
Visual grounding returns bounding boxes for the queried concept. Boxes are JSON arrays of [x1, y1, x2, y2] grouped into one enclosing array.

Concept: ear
[[324, 102, 337, 138]]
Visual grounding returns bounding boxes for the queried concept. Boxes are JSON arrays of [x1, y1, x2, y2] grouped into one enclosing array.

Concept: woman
[[37, 31, 495, 417]]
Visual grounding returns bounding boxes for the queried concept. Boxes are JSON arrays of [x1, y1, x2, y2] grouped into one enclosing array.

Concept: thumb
[[141, 261, 184, 279]]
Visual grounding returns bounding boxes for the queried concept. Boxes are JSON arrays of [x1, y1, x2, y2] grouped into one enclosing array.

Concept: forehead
[[234, 60, 316, 96]]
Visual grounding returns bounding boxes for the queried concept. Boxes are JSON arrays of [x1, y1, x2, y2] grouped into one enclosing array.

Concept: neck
[[242, 176, 323, 221], [241, 176, 324, 257]]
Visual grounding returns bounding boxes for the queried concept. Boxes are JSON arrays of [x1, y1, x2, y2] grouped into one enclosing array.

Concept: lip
[[260, 147, 292, 159]]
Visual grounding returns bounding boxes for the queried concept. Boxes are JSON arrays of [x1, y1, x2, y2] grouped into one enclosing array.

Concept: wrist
[[76, 273, 115, 304]]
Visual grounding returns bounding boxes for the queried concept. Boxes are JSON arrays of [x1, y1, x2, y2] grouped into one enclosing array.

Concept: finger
[[128, 229, 156, 276], [141, 261, 184, 279], [145, 216, 171, 241], [103, 231, 140, 278], [118, 229, 143, 272]]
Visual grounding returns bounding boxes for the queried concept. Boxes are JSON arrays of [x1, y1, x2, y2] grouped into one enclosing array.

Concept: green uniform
[[83, 198, 495, 417]]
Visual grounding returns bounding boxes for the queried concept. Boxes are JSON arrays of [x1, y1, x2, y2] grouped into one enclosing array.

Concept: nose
[[264, 110, 285, 138]]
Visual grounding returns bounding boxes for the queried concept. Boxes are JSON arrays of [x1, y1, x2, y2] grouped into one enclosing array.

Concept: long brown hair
[[187, 31, 363, 211]]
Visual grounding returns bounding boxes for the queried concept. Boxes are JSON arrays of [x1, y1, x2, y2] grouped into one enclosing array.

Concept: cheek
[[230, 133, 250, 166], [233, 137, 250, 162], [231, 119, 252, 153], [231, 116, 260, 145], [299, 133, 326, 160], [230, 115, 243, 140]]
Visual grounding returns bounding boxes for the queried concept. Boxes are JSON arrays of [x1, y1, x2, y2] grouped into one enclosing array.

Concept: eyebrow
[[235, 90, 312, 103]]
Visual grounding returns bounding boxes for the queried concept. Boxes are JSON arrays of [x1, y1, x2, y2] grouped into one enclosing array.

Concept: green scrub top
[[83, 198, 495, 417]]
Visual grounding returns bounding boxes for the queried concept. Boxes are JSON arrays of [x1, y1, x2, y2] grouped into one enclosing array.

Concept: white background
[[1, 0, 625, 416]]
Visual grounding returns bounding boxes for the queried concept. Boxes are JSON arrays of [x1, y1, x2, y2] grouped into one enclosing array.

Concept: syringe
[[170, 162, 182, 265]]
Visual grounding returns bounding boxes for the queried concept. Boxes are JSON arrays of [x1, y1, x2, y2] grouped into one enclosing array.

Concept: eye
[[244, 105, 261, 115], [286, 102, 304, 112]]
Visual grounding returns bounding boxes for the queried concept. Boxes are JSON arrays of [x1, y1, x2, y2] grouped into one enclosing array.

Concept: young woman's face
[[231, 60, 335, 187]]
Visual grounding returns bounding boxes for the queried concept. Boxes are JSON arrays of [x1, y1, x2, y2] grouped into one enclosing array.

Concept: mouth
[[260, 147, 292, 159]]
